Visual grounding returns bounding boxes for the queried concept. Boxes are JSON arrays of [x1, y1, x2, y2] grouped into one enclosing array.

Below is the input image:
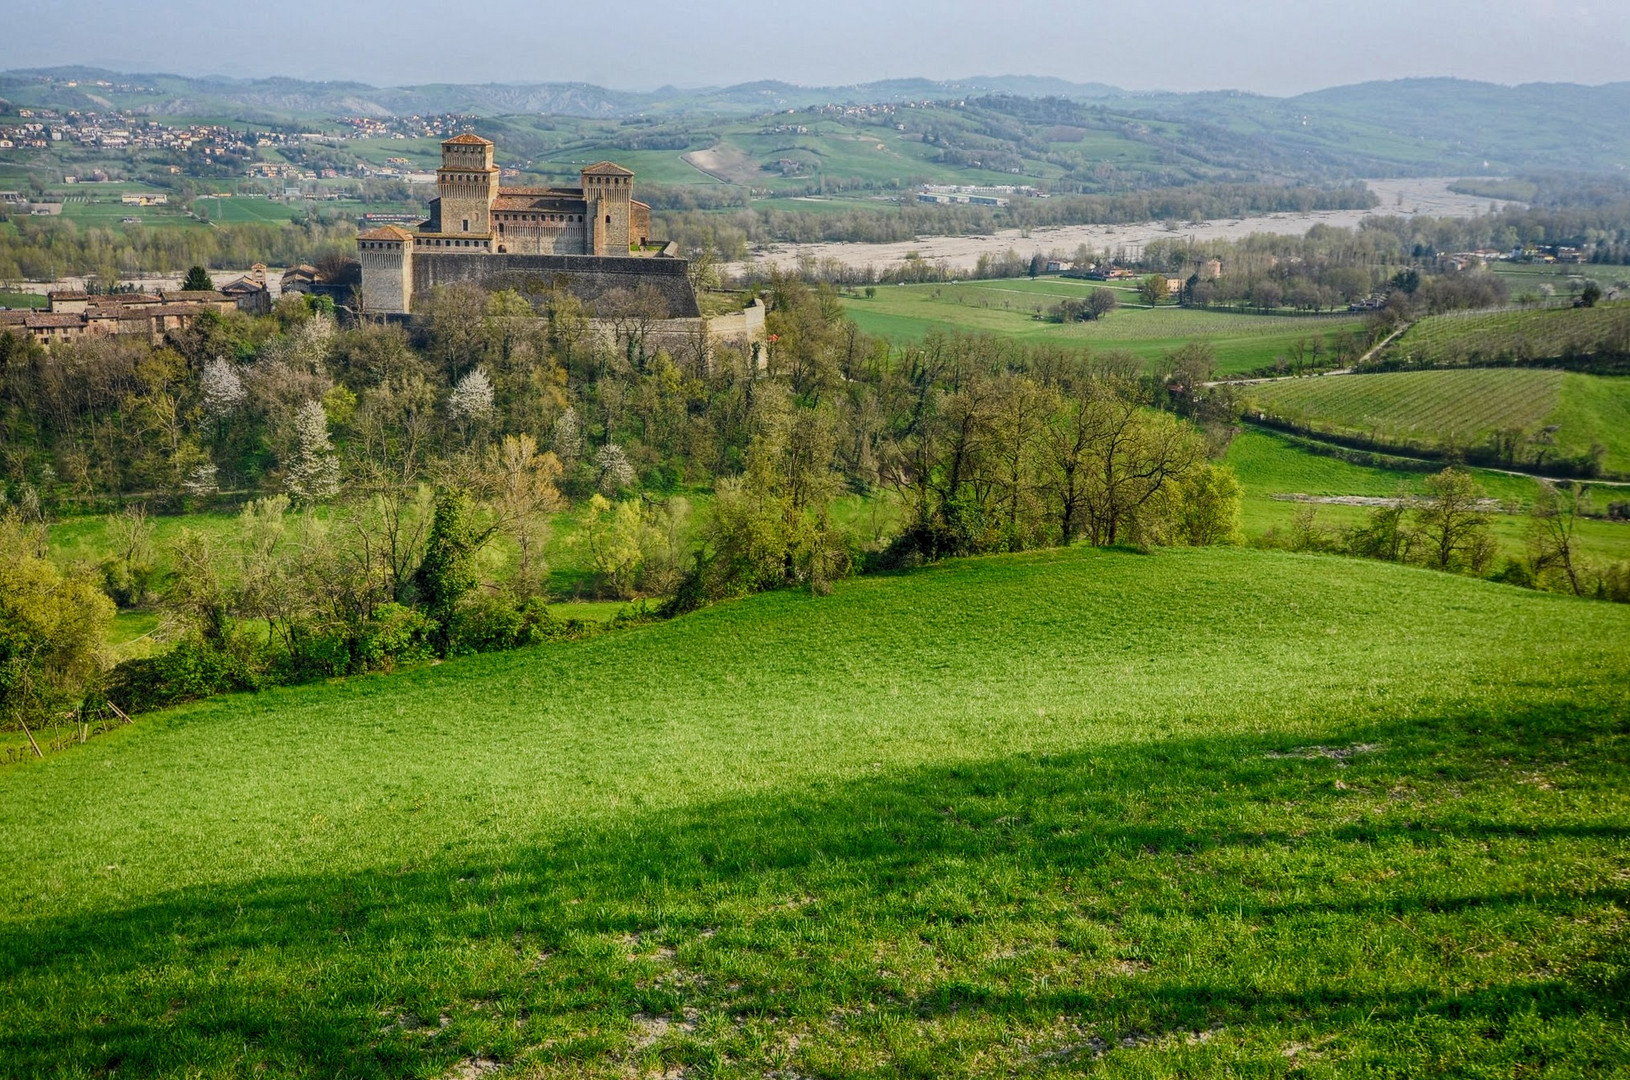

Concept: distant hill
[[2, 68, 1627, 174]]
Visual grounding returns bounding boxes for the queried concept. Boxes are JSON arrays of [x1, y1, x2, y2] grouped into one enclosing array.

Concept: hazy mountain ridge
[[2, 68, 1627, 174]]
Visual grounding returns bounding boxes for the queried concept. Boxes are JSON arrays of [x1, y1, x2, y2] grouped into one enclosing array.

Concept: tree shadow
[[3, 699, 1626, 1075]]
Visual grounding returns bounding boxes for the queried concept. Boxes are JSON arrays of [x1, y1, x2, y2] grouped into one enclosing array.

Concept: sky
[[1, 0, 1627, 95]]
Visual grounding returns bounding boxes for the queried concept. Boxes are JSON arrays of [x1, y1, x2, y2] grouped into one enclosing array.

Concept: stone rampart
[[411, 252, 699, 317]]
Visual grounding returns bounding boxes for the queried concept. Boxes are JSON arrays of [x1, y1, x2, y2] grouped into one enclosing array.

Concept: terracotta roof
[[581, 161, 634, 176], [220, 277, 267, 293], [497, 185, 583, 198], [358, 224, 415, 241], [493, 194, 588, 211], [0, 311, 30, 325], [48, 290, 89, 300], [26, 313, 87, 328], [444, 133, 492, 146], [159, 290, 231, 302]]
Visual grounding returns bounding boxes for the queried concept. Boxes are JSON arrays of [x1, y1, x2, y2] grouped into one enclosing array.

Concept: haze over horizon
[[3, 0, 1628, 97]]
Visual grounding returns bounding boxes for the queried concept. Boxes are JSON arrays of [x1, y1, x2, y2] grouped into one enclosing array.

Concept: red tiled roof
[[444, 133, 492, 146], [358, 225, 414, 241], [581, 161, 634, 176]]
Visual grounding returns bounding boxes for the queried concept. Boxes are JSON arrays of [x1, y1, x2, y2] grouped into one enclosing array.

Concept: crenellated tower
[[581, 161, 634, 255], [437, 133, 499, 236]]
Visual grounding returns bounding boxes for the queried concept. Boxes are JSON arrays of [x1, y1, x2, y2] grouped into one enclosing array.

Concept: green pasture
[[843, 281, 1363, 374], [195, 196, 305, 225], [0, 290, 46, 309], [1224, 427, 1630, 565], [1243, 368, 1630, 475], [3, 545, 1627, 1076]]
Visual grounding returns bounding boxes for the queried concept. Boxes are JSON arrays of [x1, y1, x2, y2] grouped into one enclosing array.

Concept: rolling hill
[[2, 546, 1627, 1076]]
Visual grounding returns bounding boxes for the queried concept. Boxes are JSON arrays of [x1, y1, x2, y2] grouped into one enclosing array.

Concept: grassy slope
[[1242, 369, 1630, 475], [843, 283, 1362, 375], [2, 547, 1628, 1077]]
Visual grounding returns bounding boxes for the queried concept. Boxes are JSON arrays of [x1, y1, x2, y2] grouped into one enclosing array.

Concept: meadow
[[842, 280, 1363, 374], [2, 545, 1627, 1077], [1242, 368, 1630, 475]]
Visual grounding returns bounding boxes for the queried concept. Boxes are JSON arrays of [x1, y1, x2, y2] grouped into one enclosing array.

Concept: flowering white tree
[[448, 366, 495, 440], [181, 463, 219, 497], [595, 441, 636, 496], [551, 407, 584, 471], [199, 357, 245, 419], [284, 400, 340, 505]]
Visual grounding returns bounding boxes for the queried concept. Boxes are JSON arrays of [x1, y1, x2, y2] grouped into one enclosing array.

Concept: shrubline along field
[[3, 547, 1628, 1077]]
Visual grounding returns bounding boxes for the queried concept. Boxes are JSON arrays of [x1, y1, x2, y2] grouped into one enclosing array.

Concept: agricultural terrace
[[842, 278, 1364, 375], [4, 546, 1629, 1077], [1242, 368, 1630, 476], [1383, 300, 1630, 369]]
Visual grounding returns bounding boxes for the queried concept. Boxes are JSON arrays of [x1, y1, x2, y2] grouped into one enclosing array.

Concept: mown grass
[[842, 283, 1362, 375], [2, 546, 1627, 1077], [1242, 368, 1630, 475]]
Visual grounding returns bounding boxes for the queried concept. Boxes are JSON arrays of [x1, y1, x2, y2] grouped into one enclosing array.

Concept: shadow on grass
[[3, 699, 1627, 1077]]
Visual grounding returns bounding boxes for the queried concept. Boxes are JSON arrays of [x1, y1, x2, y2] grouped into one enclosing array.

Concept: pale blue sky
[[2, 0, 1627, 94]]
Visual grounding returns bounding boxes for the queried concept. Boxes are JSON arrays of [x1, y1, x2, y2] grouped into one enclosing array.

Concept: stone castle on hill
[[356, 132, 698, 318]]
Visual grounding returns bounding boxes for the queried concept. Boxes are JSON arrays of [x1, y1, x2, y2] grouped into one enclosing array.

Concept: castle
[[356, 133, 696, 317]]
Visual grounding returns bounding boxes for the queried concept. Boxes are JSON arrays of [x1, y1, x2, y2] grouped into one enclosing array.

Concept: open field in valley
[[843, 279, 1364, 374]]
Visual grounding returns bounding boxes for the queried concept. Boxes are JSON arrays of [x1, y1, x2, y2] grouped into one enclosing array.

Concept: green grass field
[[1243, 368, 1630, 475], [1223, 427, 1630, 565], [1384, 301, 1630, 369], [3, 546, 1627, 1077], [843, 282, 1363, 374]]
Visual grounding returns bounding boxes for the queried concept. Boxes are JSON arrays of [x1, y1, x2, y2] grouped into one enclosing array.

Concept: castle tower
[[438, 133, 499, 237], [357, 225, 414, 314], [581, 161, 634, 255]]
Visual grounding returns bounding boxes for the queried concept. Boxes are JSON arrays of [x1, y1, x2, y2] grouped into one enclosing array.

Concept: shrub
[[107, 635, 260, 714]]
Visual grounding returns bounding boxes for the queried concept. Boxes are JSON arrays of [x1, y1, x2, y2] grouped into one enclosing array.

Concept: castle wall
[[493, 216, 590, 255], [411, 252, 700, 317]]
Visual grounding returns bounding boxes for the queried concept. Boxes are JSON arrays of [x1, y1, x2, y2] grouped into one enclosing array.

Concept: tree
[[284, 400, 341, 505], [1529, 481, 1587, 595], [1175, 464, 1242, 546], [551, 408, 585, 472], [486, 434, 562, 597], [0, 514, 114, 738], [181, 265, 214, 292], [1086, 287, 1119, 320], [595, 442, 636, 496], [1137, 274, 1170, 306], [414, 490, 488, 655], [1579, 281, 1603, 308], [447, 365, 495, 441], [1414, 467, 1494, 572]]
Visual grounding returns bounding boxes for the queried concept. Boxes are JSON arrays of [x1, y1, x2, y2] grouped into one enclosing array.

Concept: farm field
[[1382, 300, 1630, 370], [1242, 368, 1630, 475], [842, 280, 1364, 374], [3, 545, 1628, 1077], [1223, 428, 1630, 565]]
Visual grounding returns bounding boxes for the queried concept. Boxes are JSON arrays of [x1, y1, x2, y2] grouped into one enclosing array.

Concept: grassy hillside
[[3, 547, 1628, 1077], [843, 280, 1363, 374], [1243, 368, 1630, 475], [1384, 301, 1630, 370]]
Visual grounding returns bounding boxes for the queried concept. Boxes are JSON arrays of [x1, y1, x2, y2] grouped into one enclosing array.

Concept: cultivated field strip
[[1247, 368, 1566, 443]]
